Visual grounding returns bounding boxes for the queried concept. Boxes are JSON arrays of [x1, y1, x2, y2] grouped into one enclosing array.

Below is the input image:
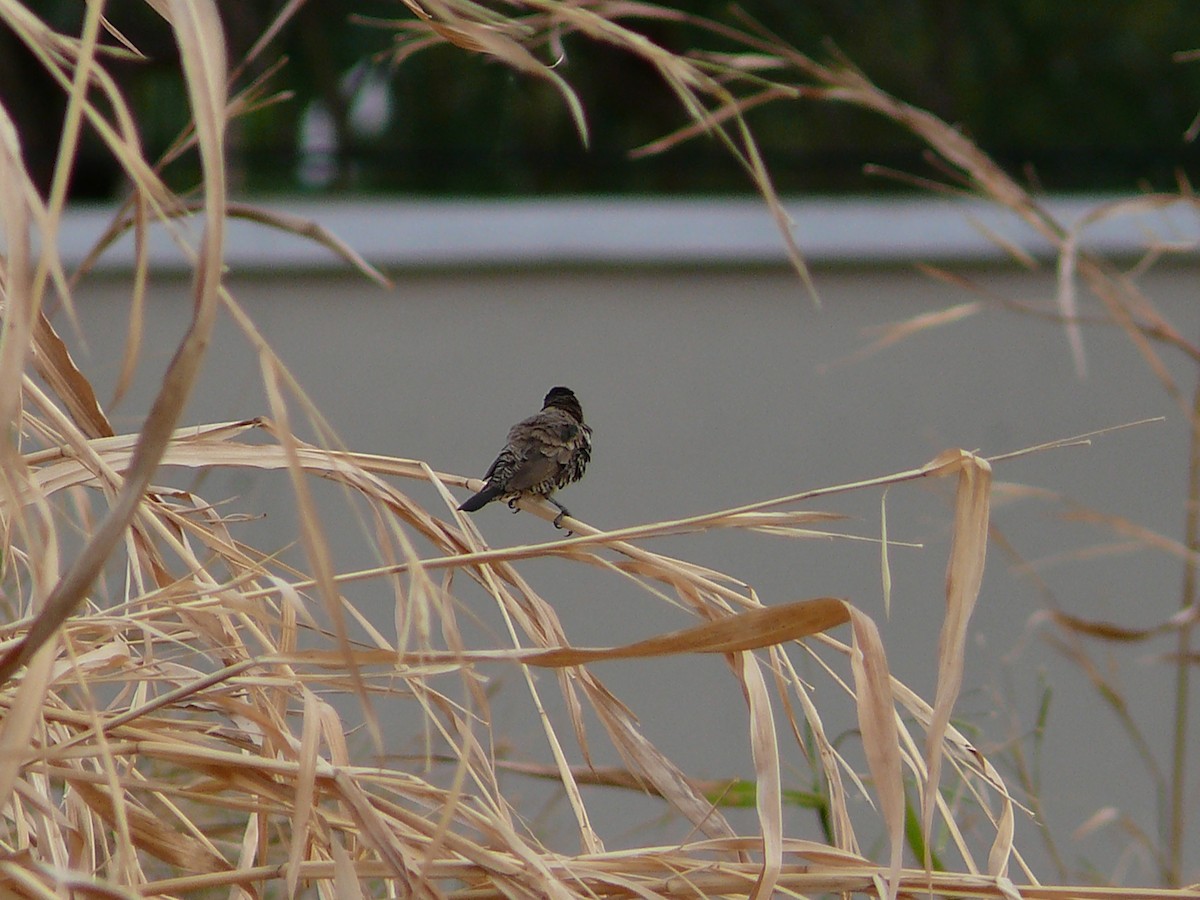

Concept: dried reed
[[0, 1, 1195, 898]]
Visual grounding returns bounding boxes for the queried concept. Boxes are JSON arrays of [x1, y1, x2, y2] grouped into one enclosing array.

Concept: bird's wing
[[480, 451, 504, 482], [503, 454, 560, 493]]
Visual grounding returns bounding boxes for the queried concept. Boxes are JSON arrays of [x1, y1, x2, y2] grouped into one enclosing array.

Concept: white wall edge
[[43, 194, 1200, 272]]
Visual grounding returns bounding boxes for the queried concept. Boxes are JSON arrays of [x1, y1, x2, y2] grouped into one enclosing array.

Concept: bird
[[458, 386, 592, 529]]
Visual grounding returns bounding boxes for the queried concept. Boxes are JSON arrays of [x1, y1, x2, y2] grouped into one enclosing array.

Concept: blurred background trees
[[3, 0, 1198, 200]]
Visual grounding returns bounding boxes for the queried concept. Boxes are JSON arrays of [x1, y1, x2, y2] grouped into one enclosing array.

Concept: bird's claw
[[552, 508, 574, 536]]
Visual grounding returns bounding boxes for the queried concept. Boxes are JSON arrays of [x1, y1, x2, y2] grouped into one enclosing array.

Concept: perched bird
[[458, 386, 592, 528]]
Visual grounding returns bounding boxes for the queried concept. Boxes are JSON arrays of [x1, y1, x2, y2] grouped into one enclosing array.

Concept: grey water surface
[[63, 231, 1198, 881]]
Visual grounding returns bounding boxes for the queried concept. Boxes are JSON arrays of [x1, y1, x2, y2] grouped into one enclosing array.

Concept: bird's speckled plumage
[[459, 387, 591, 527]]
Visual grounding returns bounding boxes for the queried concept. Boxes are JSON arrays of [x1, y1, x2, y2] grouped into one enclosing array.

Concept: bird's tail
[[458, 483, 504, 513]]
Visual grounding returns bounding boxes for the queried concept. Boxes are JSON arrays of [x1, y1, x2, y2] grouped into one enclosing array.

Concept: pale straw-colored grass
[[0, 1, 1196, 897]]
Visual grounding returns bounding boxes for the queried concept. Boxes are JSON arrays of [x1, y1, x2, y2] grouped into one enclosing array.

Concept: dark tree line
[[2, 0, 1197, 198]]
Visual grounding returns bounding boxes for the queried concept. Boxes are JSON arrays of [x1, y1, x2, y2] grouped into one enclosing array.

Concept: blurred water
[[63, 261, 1200, 881]]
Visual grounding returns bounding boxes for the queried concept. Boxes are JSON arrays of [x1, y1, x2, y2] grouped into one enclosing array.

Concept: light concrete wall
[[52, 195, 1200, 270]]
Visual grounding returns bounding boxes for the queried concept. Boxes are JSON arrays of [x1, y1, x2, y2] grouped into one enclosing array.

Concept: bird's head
[[543, 386, 584, 422]]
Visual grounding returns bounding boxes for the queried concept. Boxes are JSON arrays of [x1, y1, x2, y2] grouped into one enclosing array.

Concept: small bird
[[458, 386, 592, 528]]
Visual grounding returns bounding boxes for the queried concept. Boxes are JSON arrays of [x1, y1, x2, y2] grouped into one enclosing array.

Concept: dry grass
[[0, 1, 1197, 897]]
